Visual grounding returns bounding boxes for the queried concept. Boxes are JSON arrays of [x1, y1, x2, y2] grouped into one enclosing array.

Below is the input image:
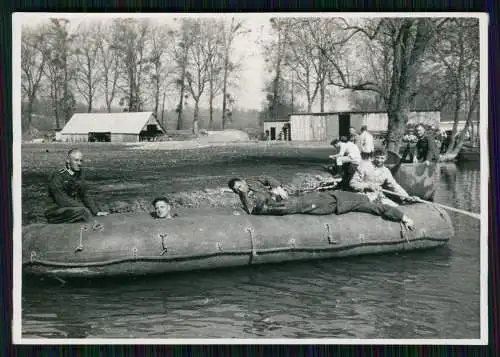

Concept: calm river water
[[21, 160, 482, 340]]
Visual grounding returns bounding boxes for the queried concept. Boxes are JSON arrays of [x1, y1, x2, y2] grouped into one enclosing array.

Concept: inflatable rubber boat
[[22, 204, 454, 279]]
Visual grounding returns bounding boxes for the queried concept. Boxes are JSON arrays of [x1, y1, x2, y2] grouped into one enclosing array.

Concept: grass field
[[21, 142, 334, 224]]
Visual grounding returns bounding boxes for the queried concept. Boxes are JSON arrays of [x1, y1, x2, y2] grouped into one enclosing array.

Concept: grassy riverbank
[[21, 141, 334, 224]]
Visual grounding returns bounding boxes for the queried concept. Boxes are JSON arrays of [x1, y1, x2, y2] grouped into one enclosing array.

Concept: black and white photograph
[[12, 12, 488, 343]]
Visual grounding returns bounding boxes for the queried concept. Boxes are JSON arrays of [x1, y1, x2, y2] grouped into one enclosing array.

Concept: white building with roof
[[59, 112, 165, 142]]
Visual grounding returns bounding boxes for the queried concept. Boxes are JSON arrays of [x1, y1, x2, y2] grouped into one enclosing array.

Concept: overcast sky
[[16, 13, 274, 111]]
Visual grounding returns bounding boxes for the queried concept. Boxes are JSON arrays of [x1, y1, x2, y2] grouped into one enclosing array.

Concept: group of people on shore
[[44, 123, 437, 229]]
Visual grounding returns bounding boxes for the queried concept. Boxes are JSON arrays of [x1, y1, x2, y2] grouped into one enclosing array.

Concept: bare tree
[[308, 17, 450, 151], [97, 23, 121, 112], [112, 18, 150, 112], [42, 18, 77, 129], [432, 18, 480, 160], [281, 19, 324, 112], [144, 24, 175, 121], [21, 25, 48, 131], [220, 18, 249, 129], [172, 19, 193, 130], [206, 20, 224, 129], [72, 21, 102, 113], [262, 18, 290, 121], [185, 19, 212, 135]]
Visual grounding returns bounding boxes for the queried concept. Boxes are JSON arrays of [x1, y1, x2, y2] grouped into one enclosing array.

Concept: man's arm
[[426, 136, 439, 162], [255, 175, 282, 189], [382, 168, 410, 197], [238, 192, 252, 214], [79, 182, 99, 215], [48, 174, 83, 208], [350, 165, 371, 192]]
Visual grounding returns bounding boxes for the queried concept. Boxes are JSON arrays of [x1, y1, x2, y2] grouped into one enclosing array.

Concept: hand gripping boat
[[22, 204, 454, 279]]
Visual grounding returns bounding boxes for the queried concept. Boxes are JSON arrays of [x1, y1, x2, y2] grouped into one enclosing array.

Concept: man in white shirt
[[328, 137, 362, 189], [350, 147, 418, 206], [359, 125, 375, 160]]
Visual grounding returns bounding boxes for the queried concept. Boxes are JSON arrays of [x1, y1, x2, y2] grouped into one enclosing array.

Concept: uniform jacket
[[415, 135, 439, 162], [47, 166, 99, 215]]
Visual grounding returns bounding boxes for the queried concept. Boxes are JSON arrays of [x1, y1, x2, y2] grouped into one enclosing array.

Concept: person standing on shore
[[414, 124, 440, 166], [359, 125, 375, 160], [349, 127, 359, 146]]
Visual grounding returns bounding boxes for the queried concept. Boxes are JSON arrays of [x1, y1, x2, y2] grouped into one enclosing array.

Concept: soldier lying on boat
[[228, 177, 415, 231], [45, 149, 109, 224], [350, 147, 420, 207], [227, 175, 289, 215]]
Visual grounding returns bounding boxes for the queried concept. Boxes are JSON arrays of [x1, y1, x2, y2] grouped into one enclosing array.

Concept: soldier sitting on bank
[[44, 148, 109, 224]]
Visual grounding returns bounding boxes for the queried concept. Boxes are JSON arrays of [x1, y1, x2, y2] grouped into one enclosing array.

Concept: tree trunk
[[439, 77, 480, 161], [161, 92, 166, 129], [193, 100, 200, 135], [221, 48, 229, 130], [176, 63, 187, 130], [209, 93, 214, 130], [154, 76, 160, 120], [320, 80, 325, 112], [386, 108, 408, 153]]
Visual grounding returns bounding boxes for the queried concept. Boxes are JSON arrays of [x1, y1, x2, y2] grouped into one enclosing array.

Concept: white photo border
[[11, 11, 490, 345]]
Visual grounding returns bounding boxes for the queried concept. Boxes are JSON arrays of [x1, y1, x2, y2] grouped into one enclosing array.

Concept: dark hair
[[152, 196, 169, 206], [373, 147, 387, 156], [361, 125, 368, 132], [228, 178, 242, 190], [340, 136, 348, 143], [330, 138, 340, 146]]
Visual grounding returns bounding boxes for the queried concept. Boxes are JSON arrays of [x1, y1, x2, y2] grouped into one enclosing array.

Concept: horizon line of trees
[[22, 17, 250, 134], [22, 16, 481, 159]]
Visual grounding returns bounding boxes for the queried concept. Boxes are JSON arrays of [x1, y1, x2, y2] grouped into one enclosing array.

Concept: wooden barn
[[288, 110, 441, 142], [59, 112, 165, 142]]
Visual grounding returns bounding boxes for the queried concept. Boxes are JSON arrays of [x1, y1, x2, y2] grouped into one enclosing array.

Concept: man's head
[[330, 138, 341, 148], [372, 147, 387, 167], [360, 125, 368, 133], [152, 197, 172, 218], [228, 178, 248, 194], [349, 127, 357, 135], [415, 124, 426, 138], [66, 148, 83, 173]]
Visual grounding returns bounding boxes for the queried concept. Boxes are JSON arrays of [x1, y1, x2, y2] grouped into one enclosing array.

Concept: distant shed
[[59, 112, 165, 142], [289, 110, 441, 142]]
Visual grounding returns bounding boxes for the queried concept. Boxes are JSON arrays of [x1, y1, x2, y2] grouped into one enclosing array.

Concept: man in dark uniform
[[228, 176, 415, 230], [227, 176, 289, 215], [413, 124, 440, 165], [45, 148, 109, 224]]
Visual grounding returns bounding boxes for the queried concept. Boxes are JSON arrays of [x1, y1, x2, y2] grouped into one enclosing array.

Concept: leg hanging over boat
[[45, 206, 93, 224]]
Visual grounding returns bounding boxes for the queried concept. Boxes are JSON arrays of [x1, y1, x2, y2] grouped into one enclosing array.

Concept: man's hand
[[365, 183, 380, 192], [96, 211, 109, 216], [402, 215, 415, 231], [271, 186, 288, 201]]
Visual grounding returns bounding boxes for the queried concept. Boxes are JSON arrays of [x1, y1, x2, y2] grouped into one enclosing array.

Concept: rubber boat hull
[[22, 205, 454, 278], [390, 163, 439, 201]]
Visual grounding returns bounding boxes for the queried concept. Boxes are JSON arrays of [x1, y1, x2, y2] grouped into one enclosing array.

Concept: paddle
[[380, 188, 481, 220]]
